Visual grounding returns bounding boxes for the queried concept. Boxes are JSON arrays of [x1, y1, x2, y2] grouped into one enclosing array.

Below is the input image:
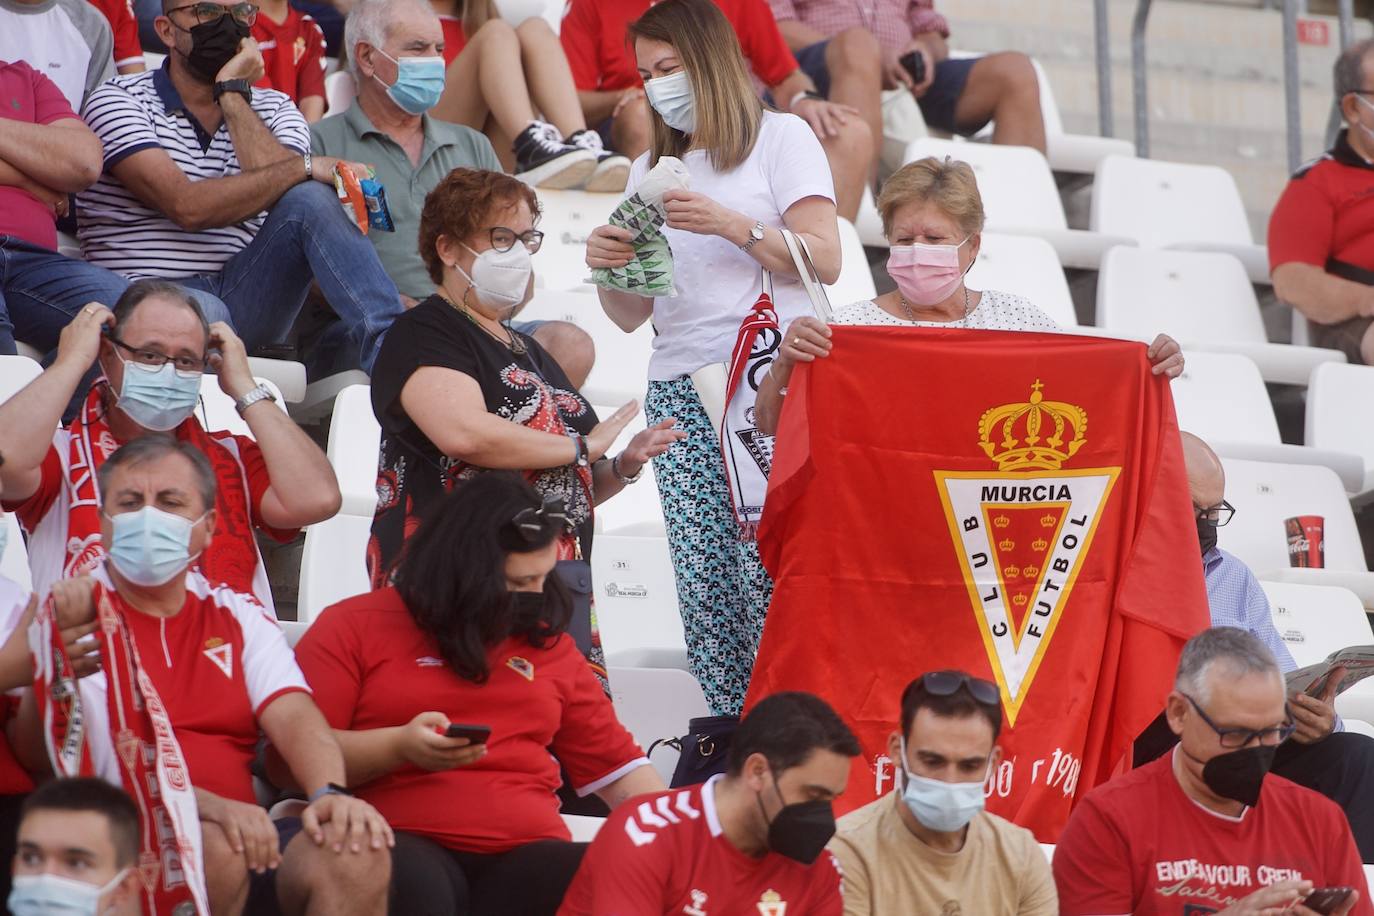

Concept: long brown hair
[[456, 0, 494, 38], [628, 0, 763, 173]]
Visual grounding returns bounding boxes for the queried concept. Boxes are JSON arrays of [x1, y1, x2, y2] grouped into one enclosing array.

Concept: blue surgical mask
[[644, 70, 696, 134], [115, 359, 201, 432], [376, 50, 445, 115], [8, 868, 129, 916], [104, 506, 205, 587], [898, 738, 988, 833]]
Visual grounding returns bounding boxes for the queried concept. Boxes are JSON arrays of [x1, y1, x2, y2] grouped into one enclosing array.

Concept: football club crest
[[755, 890, 787, 916], [507, 656, 534, 681], [934, 381, 1119, 725], [202, 638, 233, 679]]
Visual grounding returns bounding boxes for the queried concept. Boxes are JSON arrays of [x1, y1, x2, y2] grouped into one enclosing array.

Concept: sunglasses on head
[[921, 670, 1001, 708]]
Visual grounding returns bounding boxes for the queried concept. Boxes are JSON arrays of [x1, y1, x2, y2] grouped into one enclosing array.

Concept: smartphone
[[444, 724, 492, 744], [1304, 887, 1354, 915], [899, 50, 926, 87]]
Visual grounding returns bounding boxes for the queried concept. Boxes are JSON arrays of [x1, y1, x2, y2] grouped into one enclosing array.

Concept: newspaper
[[1285, 645, 1374, 698]]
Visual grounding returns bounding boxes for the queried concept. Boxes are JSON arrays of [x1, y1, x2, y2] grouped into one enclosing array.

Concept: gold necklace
[[438, 288, 527, 356], [901, 286, 971, 326]]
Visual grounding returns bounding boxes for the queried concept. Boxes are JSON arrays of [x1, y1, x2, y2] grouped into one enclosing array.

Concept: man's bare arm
[[0, 118, 102, 192], [1272, 262, 1373, 325]]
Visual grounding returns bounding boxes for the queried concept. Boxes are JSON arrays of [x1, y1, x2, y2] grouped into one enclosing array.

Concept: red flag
[[746, 328, 1209, 841]]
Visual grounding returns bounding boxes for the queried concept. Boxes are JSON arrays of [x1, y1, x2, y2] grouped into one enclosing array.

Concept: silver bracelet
[[611, 454, 643, 485]]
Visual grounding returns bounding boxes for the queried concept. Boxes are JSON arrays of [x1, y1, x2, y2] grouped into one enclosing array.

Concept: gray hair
[[345, 0, 438, 77], [97, 436, 218, 515], [1175, 627, 1282, 705], [1334, 38, 1374, 99]]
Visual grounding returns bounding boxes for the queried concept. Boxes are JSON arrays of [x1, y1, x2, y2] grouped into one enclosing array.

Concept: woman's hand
[[586, 401, 640, 463], [615, 419, 687, 478], [663, 190, 738, 238], [395, 712, 486, 773], [586, 224, 635, 270], [776, 317, 833, 373], [1147, 333, 1185, 378]]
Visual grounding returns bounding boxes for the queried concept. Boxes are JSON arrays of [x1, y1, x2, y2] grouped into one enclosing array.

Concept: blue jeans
[[177, 181, 403, 375], [0, 237, 132, 355]]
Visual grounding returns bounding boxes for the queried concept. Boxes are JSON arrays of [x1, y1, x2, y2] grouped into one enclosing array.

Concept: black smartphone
[[444, 723, 492, 744], [899, 50, 926, 87], [1304, 887, 1354, 915]]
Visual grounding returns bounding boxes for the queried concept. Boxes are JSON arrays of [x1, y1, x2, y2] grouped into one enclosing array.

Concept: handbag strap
[[780, 228, 833, 322]]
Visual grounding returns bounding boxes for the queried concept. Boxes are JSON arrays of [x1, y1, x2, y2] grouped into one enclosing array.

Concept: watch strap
[[213, 79, 252, 104], [234, 383, 276, 416], [308, 783, 353, 804], [740, 220, 766, 253]]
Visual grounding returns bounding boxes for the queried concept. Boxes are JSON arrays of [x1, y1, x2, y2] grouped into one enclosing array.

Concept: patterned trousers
[[646, 376, 774, 717]]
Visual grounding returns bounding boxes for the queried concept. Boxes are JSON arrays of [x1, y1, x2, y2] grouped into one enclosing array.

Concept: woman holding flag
[[584, 0, 840, 717]]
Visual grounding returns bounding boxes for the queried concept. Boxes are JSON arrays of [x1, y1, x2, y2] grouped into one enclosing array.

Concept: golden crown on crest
[[993, 514, 1011, 528], [1031, 538, 1049, 552], [979, 380, 1088, 472], [998, 538, 1015, 552], [1003, 564, 1020, 579], [1040, 513, 1058, 528]]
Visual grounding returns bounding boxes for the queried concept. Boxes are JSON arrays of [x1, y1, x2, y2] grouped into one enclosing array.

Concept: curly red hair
[[418, 168, 542, 285]]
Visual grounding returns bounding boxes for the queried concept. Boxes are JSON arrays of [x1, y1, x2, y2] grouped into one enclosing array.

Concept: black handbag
[[555, 557, 594, 659], [652, 715, 739, 788]]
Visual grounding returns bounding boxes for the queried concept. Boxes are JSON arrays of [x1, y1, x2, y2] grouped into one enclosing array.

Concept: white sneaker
[[567, 129, 632, 193]]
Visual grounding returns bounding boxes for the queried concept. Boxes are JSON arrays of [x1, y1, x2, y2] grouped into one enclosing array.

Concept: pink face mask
[[887, 238, 970, 306]]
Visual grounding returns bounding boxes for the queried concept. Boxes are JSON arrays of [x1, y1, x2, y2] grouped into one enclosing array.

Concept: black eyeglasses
[[921, 670, 1001, 709], [166, 1, 258, 26], [1194, 500, 1235, 528], [1183, 694, 1295, 749], [109, 335, 206, 377], [489, 227, 544, 254]]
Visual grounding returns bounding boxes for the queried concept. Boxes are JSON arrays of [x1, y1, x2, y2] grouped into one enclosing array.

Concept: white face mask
[[897, 737, 989, 833], [644, 70, 696, 134], [455, 242, 532, 313], [8, 868, 129, 916], [1356, 94, 1374, 141]]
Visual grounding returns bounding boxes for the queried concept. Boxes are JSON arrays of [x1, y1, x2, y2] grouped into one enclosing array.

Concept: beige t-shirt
[[830, 795, 1057, 916]]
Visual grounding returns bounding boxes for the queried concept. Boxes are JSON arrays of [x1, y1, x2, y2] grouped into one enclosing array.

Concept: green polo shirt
[[311, 103, 502, 299]]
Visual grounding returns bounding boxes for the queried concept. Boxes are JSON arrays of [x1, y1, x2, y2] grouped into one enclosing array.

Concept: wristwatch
[[740, 220, 766, 253], [308, 783, 353, 804], [213, 79, 253, 106], [303, 149, 313, 181], [234, 383, 277, 416], [570, 431, 590, 468], [611, 454, 643, 485]]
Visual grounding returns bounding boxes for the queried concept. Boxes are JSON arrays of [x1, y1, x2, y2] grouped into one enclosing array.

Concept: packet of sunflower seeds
[[591, 156, 689, 297]]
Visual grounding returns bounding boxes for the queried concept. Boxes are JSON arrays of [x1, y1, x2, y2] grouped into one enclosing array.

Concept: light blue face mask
[[376, 50, 446, 115], [115, 359, 201, 432], [644, 69, 696, 134], [8, 868, 129, 916], [104, 506, 205, 588], [898, 737, 989, 833]]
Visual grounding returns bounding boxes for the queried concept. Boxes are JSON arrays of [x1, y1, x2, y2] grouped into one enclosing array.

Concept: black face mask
[[757, 775, 836, 865], [1198, 744, 1277, 808], [509, 591, 546, 629], [181, 14, 250, 83], [1196, 515, 1218, 557]]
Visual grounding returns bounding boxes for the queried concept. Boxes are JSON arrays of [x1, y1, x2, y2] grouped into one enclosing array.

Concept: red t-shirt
[[252, 7, 326, 104], [1268, 131, 1374, 275], [85, 0, 142, 70], [83, 567, 310, 805], [0, 577, 35, 797], [0, 60, 75, 251], [439, 16, 468, 66], [559, 0, 798, 93], [1053, 752, 1373, 915], [559, 775, 844, 916], [294, 587, 647, 854]]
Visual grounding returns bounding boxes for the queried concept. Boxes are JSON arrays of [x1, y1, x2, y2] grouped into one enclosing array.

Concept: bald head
[[1181, 432, 1225, 510]]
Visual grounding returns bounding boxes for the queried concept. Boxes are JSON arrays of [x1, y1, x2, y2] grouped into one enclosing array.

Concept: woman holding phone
[[584, 0, 841, 718], [293, 473, 663, 915]]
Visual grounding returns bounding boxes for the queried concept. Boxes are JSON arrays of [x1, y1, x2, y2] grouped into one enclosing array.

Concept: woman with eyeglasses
[[366, 169, 684, 662], [294, 472, 665, 915]]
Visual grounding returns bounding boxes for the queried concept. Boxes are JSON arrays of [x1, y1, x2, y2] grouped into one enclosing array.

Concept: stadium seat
[[1262, 579, 1374, 723], [1306, 363, 1374, 501], [195, 375, 288, 438], [326, 384, 382, 517], [325, 71, 357, 116], [56, 231, 82, 262], [289, 370, 370, 425], [246, 358, 307, 403], [280, 620, 308, 648], [965, 233, 1076, 327], [0, 354, 42, 404], [592, 535, 686, 662], [854, 186, 886, 248], [562, 814, 605, 842], [1095, 247, 1344, 386], [1090, 155, 1269, 285], [607, 666, 709, 784], [589, 405, 666, 536], [297, 513, 372, 623], [825, 218, 877, 309], [532, 190, 608, 292], [517, 289, 650, 405], [14, 343, 43, 363], [902, 138, 1135, 270], [0, 513, 31, 593], [144, 52, 166, 69]]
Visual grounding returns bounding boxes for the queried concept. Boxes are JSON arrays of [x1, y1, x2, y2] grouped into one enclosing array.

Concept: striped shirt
[[767, 0, 950, 55], [77, 60, 310, 278]]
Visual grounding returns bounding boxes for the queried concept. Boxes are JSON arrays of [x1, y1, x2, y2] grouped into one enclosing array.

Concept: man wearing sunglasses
[[830, 670, 1057, 915], [1056, 627, 1369, 916], [74, 0, 408, 376]]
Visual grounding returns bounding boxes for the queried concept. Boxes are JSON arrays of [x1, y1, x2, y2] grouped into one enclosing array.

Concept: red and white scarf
[[718, 289, 781, 539], [31, 580, 210, 916]]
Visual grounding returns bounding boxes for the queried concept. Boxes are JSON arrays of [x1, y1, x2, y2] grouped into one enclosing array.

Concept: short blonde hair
[[877, 157, 986, 238]]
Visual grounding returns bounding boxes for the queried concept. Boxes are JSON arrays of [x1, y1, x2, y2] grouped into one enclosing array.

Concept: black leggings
[[388, 833, 587, 916]]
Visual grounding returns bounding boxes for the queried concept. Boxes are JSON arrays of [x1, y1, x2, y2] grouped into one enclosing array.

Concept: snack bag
[[333, 163, 394, 235], [592, 156, 689, 296]]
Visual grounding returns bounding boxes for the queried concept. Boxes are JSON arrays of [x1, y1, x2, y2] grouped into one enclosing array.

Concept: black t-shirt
[[366, 295, 597, 585]]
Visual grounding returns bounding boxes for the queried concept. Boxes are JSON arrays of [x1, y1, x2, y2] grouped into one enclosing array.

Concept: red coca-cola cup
[[1285, 515, 1325, 568]]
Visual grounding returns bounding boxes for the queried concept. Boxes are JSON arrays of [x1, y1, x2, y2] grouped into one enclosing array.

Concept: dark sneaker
[[513, 120, 597, 190], [567, 129, 631, 193]]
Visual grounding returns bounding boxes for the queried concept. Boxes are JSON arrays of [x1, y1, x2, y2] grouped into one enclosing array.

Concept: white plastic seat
[[289, 369, 370, 425], [1261, 580, 1374, 723], [518, 289, 650, 405], [965, 233, 1076, 327], [1095, 247, 1344, 386], [592, 535, 686, 661], [1091, 154, 1269, 284], [297, 514, 373, 623], [327, 384, 382, 517], [280, 620, 308, 648], [246, 357, 307, 403], [1307, 362, 1374, 500], [195, 375, 288, 438], [825, 218, 877, 308], [562, 814, 604, 842], [143, 51, 166, 69], [0, 354, 42, 404], [325, 70, 356, 116], [531, 190, 608, 292], [854, 186, 886, 248], [589, 406, 665, 536], [607, 666, 709, 784], [903, 138, 1134, 270]]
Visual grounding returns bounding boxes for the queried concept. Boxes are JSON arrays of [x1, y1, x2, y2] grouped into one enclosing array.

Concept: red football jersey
[[1054, 752, 1373, 915], [86, 0, 142, 71], [439, 16, 467, 66], [1268, 133, 1374, 275], [560, 0, 798, 93], [252, 7, 326, 103], [558, 776, 845, 916], [0, 577, 36, 796]]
